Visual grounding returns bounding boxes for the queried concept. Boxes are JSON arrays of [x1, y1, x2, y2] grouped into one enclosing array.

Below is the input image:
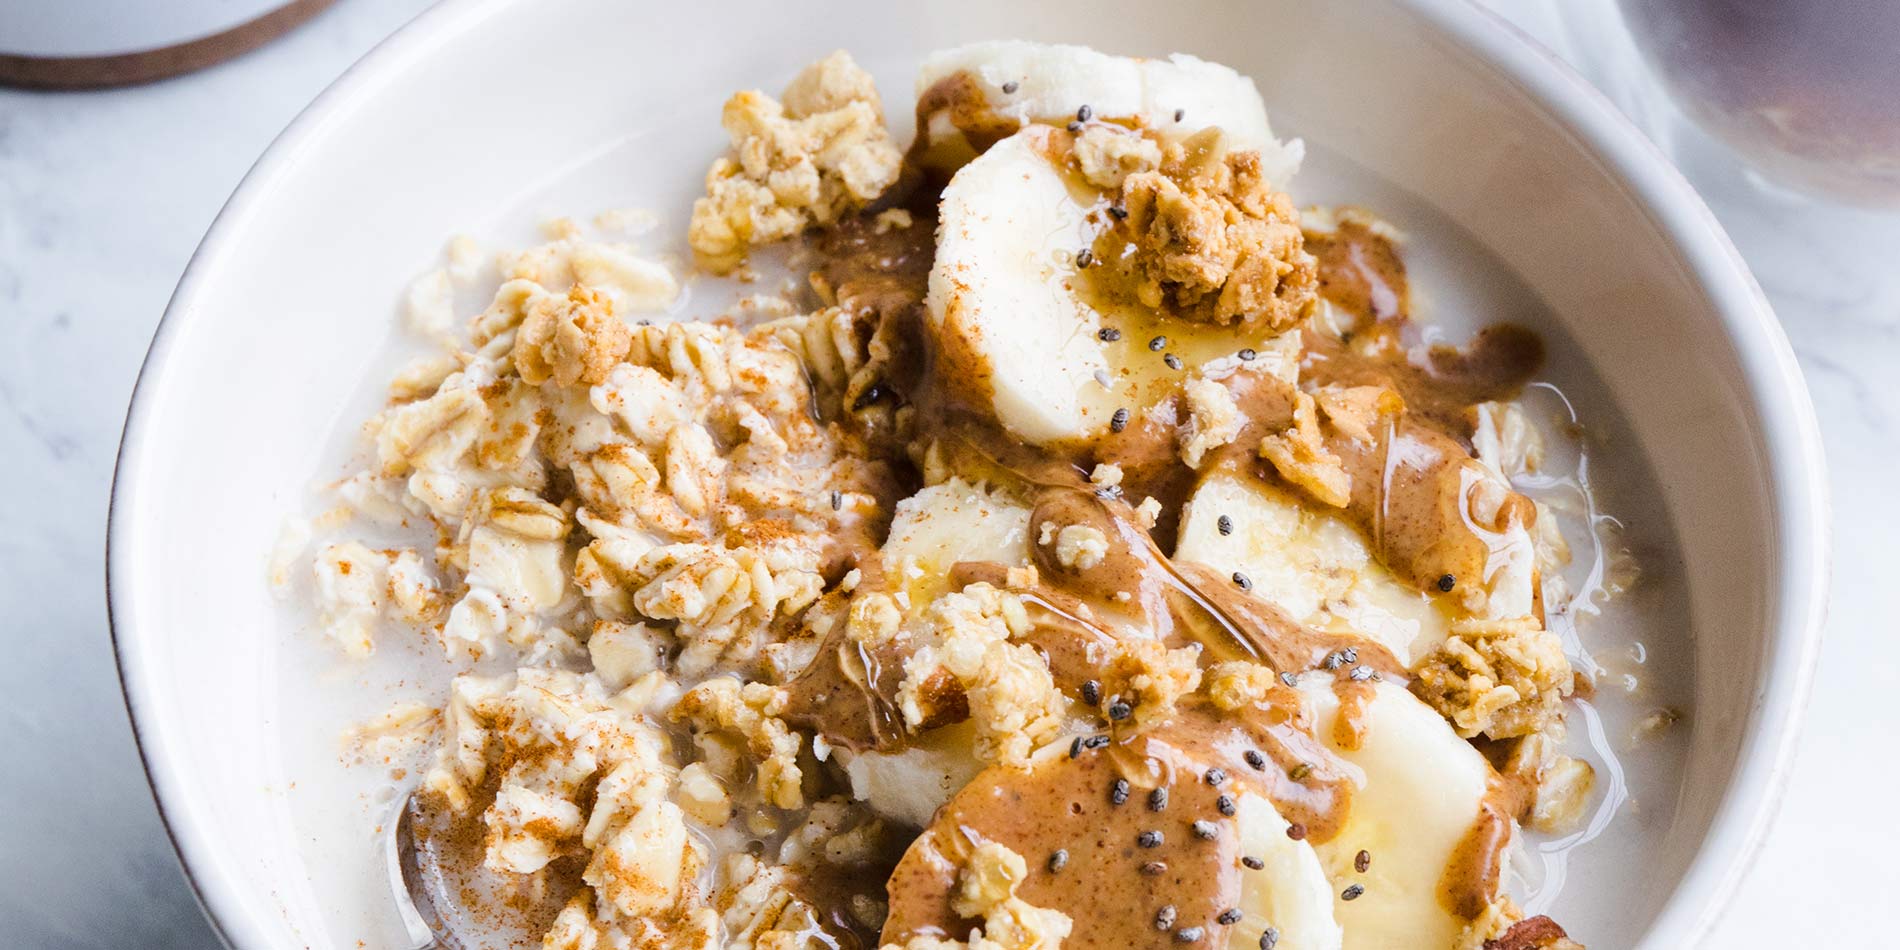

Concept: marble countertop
[[0, 1, 1890, 945]]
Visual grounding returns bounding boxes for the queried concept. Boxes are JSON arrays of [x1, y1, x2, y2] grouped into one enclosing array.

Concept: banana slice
[[916, 40, 1302, 182], [927, 126, 1106, 444], [922, 43, 1311, 445], [928, 126, 1273, 443], [834, 481, 1032, 824], [841, 721, 986, 829], [1231, 791, 1346, 950], [880, 478, 1033, 604], [1174, 450, 1542, 663], [1298, 679, 1502, 949], [1175, 470, 1451, 664]]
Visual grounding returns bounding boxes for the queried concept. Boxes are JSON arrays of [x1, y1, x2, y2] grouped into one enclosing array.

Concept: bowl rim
[[105, 0, 1830, 946]]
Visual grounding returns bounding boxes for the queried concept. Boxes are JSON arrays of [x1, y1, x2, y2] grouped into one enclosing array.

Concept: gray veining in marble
[[0, 0, 1893, 946]]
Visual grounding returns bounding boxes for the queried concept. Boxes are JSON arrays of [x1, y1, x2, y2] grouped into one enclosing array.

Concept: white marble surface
[[0, 0, 1891, 946]]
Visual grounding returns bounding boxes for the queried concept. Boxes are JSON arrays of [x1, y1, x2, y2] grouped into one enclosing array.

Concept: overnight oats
[[280, 42, 1658, 950]]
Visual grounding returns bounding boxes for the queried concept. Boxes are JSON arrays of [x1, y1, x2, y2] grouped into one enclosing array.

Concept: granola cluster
[[1111, 128, 1318, 330], [1412, 616, 1574, 739], [689, 51, 904, 274], [881, 843, 1072, 950], [1176, 376, 1243, 469], [422, 668, 729, 949], [894, 582, 1064, 768], [1257, 386, 1352, 508]]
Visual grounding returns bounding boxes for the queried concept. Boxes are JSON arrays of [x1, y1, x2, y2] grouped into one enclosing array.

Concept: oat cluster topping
[[1110, 129, 1318, 330], [888, 842, 1073, 950], [1413, 616, 1574, 740], [689, 51, 904, 275]]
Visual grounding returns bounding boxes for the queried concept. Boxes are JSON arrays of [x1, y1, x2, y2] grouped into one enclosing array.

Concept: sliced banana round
[[927, 125, 1108, 443], [930, 126, 1301, 444], [835, 481, 1033, 826], [1298, 679, 1503, 949], [839, 721, 987, 829], [1175, 470, 1452, 664], [922, 43, 1314, 446], [879, 477, 1033, 603], [916, 40, 1301, 182], [1230, 791, 1346, 950], [1173, 448, 1542, 664]]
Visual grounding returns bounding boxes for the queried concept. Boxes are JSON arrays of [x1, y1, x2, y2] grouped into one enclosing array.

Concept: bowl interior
[[110, 0, 1822, 947]]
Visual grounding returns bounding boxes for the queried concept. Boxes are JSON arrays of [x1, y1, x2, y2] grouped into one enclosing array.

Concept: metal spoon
[[386, 789, 465, 950]]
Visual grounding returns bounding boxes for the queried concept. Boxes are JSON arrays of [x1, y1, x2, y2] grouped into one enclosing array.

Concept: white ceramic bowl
[[108, 0, 1828, 946]]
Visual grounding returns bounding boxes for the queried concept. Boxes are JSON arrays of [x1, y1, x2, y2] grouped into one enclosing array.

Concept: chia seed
[[1142, 861, 1168, 876], [1205, 767, 1228, 786], [1216, 795, 1236, 817], [1154, 906, 1177, 930], [1260, 928, 1280, 950], [1354, 849, 1371, 873], [1077, 104, 1094, 122], [1098, 327, 1122, 342], [1285, 823, 1308, 841], [1108, 699, 1133, 721], [1149, 787, 1169, 811], [1217, 515, 1234, 535], [1218, 909, 1243, 926], [1077, 248, 1094, 268], [1149, 335, 1167, 351], [1111, 778, 1131, 805], [1081, 679, 1102, 705], [1176, 927, 1205, 943], [1110, 408, 1130, 433], [1002, 80, 1020, 94], [1231, 572, 1252, 591], [1341, 884, 1364, 901], [1138, 830, 1164, 848], [1164, 353, 1183, 370], [1243, 749, 1267, 771], [1048, 849, 1069, 873], [1241, 856, 1264, 870], [1191, 820, 1218, 840], [1238, 347, 1257, 361], [1437, 573, 1457, 592]]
